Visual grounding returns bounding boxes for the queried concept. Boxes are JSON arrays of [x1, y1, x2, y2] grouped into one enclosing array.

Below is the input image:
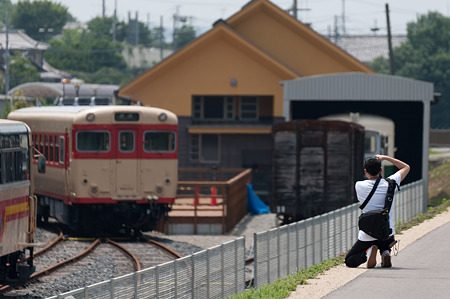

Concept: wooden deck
[[158, 169, 252, 235]]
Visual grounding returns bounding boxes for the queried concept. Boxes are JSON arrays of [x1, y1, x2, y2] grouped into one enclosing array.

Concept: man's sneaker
[[366, 245, 378, 268], [381, 250, 392, 268]]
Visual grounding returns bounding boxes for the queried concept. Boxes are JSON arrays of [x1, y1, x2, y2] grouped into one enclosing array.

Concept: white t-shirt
[[355, 172, 402, 241]]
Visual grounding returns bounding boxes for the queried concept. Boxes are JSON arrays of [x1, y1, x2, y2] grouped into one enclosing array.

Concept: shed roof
[[282, 72, 434, 102]]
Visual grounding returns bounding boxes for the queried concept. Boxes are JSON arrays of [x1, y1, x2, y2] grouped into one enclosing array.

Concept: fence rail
[[48, 179, 424, 298]]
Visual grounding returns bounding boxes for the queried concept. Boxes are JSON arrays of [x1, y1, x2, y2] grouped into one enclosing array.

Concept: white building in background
[[121, 46, 173, 68], [330, 34, 407, 64]]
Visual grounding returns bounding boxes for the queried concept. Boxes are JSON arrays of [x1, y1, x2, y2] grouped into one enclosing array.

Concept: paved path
[[324, 221, 450, 299]]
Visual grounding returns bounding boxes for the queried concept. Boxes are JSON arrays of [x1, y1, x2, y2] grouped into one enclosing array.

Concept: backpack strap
[[359, 177, 381, 210], [384, 178, 400, 212]]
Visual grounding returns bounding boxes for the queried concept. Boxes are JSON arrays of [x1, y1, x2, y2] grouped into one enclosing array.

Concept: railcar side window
[[143, 131, 176, 152], [76, 131, 110, 152], [59, 136, 65, 163]]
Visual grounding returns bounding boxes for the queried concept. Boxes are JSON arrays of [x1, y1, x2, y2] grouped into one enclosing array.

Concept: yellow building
[[118, 0, 373, 202]]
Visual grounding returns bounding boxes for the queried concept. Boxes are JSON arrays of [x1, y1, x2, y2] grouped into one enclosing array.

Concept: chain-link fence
[[48, 180, 424, 298], [253, 179, 424, 288]]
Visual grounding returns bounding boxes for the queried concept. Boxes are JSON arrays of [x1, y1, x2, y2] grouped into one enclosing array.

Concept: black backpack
[[358, 177, 400, 240]]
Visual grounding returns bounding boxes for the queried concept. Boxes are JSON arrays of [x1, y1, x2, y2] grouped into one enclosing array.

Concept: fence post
[[221, 243, 225, 297], [287, 225, 290, 275], [207, 249, 210, 299], [191, 255, 195, 298], [254, 233, 258, 288], [277, 229, 280, 279], [155, 266, 159, 299], [296, 222, 300, 272], [174, 259, 178, 299]]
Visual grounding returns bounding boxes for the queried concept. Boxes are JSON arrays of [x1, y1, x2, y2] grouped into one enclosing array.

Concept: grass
[[231, 197, 450, 299], [231, 256, 344, 299]]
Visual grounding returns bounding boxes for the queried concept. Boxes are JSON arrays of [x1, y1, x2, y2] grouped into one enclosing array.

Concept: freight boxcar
[[272, 120, 365, 224]]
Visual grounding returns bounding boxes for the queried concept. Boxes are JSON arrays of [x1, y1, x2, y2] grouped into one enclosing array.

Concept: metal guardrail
[[48, 180, 424, 298], [253, 179, 424, 288]]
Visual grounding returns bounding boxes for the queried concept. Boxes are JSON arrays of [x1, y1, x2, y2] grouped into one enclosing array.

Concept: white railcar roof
[[8, 105, 178, 125], [0, 119, 30, 134]]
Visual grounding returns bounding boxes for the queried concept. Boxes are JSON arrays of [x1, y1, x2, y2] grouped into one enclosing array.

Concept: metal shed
[[282, 72, 435, 212]]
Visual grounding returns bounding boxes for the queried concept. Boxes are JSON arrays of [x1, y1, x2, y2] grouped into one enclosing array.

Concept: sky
[[12, 0, 450, 38]]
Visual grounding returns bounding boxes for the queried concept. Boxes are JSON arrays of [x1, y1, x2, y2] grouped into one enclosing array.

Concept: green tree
[[10, 0, 71, 41], [152, 26, 170, 49], [174, 24, 196, 50], [84, 66, 134, 85], [44, 27, 126, 73], [0, 54, 40, 92], [368, 12, 450, 129], [0, 0, 12, 26], [88, 17, 153, 46]]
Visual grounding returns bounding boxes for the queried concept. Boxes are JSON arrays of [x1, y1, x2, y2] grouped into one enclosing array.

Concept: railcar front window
[[76, 131, 110, 152], [364, 134, 377, 154], [144, 131, 176, 152], [0, 133, 29, 184]]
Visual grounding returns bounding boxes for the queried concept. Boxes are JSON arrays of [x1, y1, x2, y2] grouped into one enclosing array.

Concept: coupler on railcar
[[0, 248, 35, 284]]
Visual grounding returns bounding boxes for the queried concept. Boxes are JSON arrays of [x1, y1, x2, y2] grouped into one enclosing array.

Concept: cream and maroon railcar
[[0, 120, 36, 283], [8, 106, 178, 233]]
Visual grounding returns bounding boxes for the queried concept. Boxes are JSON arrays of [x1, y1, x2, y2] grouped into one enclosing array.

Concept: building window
[[190, 134, 220, 163], [193, 96, 234, 120], [240, 96, 258, 120]]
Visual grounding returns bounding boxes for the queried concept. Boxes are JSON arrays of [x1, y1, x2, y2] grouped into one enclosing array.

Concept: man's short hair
[[364, 157, 381, 176]]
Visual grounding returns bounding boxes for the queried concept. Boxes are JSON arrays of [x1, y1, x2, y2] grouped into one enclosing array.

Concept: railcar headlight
[[86, 113, 95, 121], [158, 113, 167, 122]]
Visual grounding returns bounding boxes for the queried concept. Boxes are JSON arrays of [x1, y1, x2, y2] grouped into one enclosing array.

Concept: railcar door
[[114, 128, 139, 199]]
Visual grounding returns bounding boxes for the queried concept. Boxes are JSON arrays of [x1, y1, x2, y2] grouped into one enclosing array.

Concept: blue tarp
[[247, 184, 270, 215]]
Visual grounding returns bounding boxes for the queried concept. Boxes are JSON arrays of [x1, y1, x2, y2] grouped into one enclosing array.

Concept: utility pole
[[172, 6, 189, 51], [334, 15, 340, 43], [102, 0, 105, 17], [289, 0, 310, 23], [385, 3, 394, 75], [159, 16, 163, 60], [342, 0, 346, 35], [293, 0, 297, 19], [5, 12, 10, 107], [112, 0, 117, 41]]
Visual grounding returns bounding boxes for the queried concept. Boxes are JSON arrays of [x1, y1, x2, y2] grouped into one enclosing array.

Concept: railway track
[[0, 227, 184, 297]]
